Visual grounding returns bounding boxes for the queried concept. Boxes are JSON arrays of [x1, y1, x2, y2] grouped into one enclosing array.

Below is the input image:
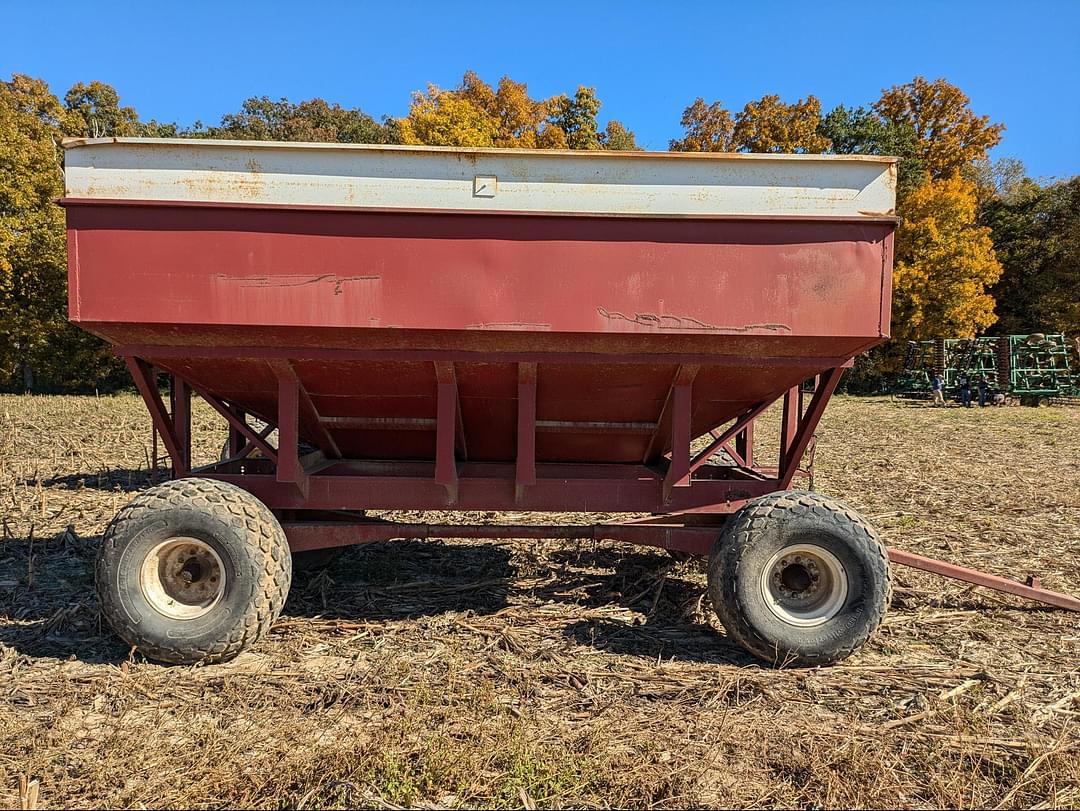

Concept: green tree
[[208, 96, 394, 143], [983, 176, 1080, 337], [818, 104, 925, 201], [548, 86, 602, 150], [599, 120, 639, 150]]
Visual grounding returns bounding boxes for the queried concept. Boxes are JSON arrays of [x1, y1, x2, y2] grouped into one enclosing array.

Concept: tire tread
[[96, 478, 291, 665], [708, 490, 892, 666]]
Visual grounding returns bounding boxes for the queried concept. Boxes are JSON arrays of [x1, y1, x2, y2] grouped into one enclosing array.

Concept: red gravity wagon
[[60, 138, 1080, 667]]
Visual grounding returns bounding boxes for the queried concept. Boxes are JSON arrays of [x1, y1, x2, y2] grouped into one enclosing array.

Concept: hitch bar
[[888, 548, 1080, 612]]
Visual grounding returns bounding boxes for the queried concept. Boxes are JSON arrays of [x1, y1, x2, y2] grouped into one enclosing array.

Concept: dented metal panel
[[62, 137, 897, 220]]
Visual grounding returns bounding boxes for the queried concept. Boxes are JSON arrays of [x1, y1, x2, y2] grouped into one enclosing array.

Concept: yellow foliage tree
[[892, 175, 1003, 341], [0, 74, 129, 390], [671, 95, 829, 153], [875, 77, 1003, 179], [399, 73, 631, 151], [732, 94, 831, 153], [399, 84, 498, 147], [458, 71, 552, 148], [0, 75, 67, 388], [669, 98, 735, 152]]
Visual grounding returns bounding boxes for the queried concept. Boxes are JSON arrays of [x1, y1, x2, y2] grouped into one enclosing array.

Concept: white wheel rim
[[760, 543, 848, 627], [139, 536, 226, 620]]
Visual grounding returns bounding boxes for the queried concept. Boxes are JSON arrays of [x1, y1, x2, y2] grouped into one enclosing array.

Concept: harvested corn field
[[1, 394, 1079, 809]]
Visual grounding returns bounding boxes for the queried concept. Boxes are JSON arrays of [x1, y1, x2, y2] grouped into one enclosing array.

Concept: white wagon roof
[[63, 137, 897, 220]]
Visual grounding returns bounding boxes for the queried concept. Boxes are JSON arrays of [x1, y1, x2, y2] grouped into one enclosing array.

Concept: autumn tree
[[599, 120, 639, 150], [892, 175, 1002, 341], [0, 75, 129, 390], [456, 71, 565, 148], [669, 98, 735, 152], [875, 76, 1003, 179], [732, 94, 830, 153], [400, 73, 633, 151], [207, 96, 394, 143], [671, 94, 829, 153], [62, 80, 140, 137], [820, 81, 1009, 369], [399, 85, 499, 147], [0, 75, 65, 388]]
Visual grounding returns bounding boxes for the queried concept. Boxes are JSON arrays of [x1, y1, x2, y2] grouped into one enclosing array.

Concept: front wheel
[[708, 491, 891, 666], [96, 478, 292, 664]]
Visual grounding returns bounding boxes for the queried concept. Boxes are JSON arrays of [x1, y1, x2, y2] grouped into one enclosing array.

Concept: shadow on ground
[[32, 469, 160, 493], [1, 533, 757, 666]]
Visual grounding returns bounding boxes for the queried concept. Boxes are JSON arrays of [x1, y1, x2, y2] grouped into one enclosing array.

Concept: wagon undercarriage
[[128, 354, 1080, 614]]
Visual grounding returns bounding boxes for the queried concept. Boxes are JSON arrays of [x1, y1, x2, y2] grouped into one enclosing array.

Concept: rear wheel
[[708, 490, 891, 666], [96, 478, 292, 664]]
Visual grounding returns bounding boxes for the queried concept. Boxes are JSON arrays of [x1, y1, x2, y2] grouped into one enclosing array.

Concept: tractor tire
[[708, 490, 891, 667], [96, 478, 292, 665]]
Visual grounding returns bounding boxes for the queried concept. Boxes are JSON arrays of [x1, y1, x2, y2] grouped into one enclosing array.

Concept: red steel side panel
[[66, 205, 891, 338]]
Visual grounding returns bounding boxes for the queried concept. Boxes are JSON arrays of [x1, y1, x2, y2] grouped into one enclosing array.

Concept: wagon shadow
[[4, 534, 818, 668], [0, 533, 130, 664], [284, 539, 516, 620], [33, 468, 158, 493], [290, 538, 755, 665], [562, 617, 757, 667]]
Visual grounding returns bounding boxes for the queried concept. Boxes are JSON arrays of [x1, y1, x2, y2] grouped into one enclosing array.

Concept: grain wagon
[[61, 138, 1080, 666]]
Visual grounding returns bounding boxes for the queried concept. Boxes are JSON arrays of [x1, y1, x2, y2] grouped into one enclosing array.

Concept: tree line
[[1, 71, 1077, 391]]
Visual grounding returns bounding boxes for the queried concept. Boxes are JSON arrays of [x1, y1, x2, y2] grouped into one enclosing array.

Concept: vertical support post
[[778, 386, 799, 477], [228, 406, 246, 458], [516, 363, 537, 503], [779, 367, 844, 488], [276, 370, 308, 496], [434, 362, 460, 503], [735, 422, 754, 468], [170, 374, 191, 478], [663, 366, 698, 502], [266, 359, 342, 460]]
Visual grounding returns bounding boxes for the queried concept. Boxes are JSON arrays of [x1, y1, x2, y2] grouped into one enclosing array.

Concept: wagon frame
[[121, 352, 1080, 614]]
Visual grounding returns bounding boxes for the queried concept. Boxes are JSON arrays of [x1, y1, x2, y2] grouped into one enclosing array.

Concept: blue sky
[[3, 1, 1078, 179]]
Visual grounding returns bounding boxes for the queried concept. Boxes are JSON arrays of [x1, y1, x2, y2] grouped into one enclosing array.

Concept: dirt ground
[[1, 393, 1078, 809]]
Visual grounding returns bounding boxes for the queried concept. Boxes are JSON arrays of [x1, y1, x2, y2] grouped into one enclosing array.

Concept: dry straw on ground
[[0, 393, 1078, 809]]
